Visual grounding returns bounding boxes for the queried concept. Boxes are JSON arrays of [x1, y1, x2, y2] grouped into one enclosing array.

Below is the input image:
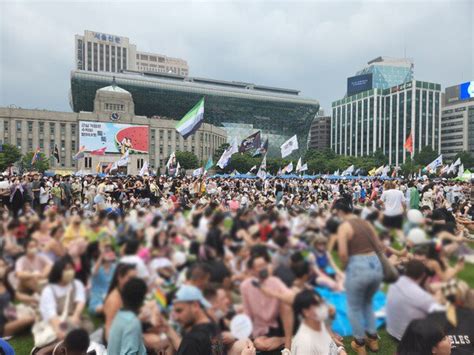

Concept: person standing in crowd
[[379, 181, 406, 236], [335, 199, 383, 355]]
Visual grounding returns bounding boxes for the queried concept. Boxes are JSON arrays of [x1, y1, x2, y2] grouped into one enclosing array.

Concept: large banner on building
[[79, 121, 149, 154]]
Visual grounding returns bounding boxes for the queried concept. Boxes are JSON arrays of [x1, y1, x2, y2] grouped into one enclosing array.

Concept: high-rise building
[[308, 112, 331, 150], [332, 80, 442, 166], [441, 81, 474, 160], [347, 57, 414, 97], [75, 30, 189, 76]]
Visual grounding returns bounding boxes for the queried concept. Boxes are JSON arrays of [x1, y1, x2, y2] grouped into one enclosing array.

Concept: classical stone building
[[0, 83, 226, 175]]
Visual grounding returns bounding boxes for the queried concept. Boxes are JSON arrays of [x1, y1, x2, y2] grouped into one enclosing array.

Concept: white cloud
[[0, 0, 472, 113]]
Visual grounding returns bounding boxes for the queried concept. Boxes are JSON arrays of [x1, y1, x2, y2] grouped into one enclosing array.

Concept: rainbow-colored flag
[[31, 147, 40, 165], [154, 288, 167, 310]]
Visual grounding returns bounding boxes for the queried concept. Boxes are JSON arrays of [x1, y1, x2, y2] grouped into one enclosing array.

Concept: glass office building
[[356, 57, 414, 90], [70, 70, 319, 156], [331, 80, 442, 166]]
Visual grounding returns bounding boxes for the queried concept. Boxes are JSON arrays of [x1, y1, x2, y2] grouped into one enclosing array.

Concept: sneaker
[[366, 336, 380, 352], [351, 340, 367, 355]]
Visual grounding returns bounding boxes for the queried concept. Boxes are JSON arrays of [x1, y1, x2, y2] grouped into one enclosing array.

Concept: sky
[[0, 0, 473, 114]]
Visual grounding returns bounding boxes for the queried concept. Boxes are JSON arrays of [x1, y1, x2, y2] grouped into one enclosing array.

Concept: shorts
[[383, 214, 403, 229]]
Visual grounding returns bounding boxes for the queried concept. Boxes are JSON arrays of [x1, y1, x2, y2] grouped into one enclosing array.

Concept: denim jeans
[[345, 254, 383, 340]]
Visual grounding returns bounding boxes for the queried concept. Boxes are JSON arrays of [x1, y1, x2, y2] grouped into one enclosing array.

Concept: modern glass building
[[331, 80, 442, 166], [70, 70, 319, 156], [356, 57, 414, 90]]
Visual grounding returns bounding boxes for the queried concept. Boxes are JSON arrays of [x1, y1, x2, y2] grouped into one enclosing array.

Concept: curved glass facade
[[70, 71, 319, 156]]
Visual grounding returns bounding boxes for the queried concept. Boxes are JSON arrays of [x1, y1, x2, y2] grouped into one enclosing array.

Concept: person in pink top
[[239, 248, 293, 353]]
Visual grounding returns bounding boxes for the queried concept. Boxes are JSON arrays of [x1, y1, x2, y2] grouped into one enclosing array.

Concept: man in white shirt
[[291, 290, 346, 355], [379, 181, 406, 231], [386, 259, 444, 341]]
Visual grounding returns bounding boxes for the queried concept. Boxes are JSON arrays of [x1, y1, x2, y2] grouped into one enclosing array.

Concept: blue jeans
[[345, 254, 383, 340]]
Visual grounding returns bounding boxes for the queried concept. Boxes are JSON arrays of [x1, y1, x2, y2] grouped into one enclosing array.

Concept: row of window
[[4, 121, 77, 136], [104, 103, 125, 111]]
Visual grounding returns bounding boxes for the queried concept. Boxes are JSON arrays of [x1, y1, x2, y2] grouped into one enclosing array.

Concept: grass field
[[8, 259, 474, 354]]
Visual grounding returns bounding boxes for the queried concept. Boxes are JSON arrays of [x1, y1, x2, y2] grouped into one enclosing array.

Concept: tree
[[226, 153, 259, 173], [371, 149, 388, 166], [453, 151, 474, 169], [413, 146, 438, 166], [175, 151, 199, 169], [21, 152, 50, 173], [400, 157, 419, 176], [0, 144, 22, 172]]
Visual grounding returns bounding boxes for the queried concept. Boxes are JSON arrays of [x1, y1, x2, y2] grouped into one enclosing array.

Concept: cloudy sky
[[0, 0, 472, 114]]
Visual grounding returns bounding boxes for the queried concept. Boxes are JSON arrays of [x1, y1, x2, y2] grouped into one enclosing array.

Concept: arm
[[327, 234, 343, 274], [336, 222, 351, 269], [92, 254, 103, 276]]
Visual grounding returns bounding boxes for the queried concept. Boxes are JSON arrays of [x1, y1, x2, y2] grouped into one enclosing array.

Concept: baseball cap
[[174, 285, 211, 309]]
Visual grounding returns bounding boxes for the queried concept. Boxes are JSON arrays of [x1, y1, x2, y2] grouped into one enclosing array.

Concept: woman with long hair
[[398, 318, 451, 355]]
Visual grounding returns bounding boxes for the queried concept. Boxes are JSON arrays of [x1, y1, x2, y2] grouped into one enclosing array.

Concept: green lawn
[[8, 261, 474, 354]]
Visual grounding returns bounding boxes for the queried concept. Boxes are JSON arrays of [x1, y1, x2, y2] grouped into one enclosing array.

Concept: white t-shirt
[[291, 322, 339, 355], [39, 280, 86, 321], [381, 189, 405, 216]]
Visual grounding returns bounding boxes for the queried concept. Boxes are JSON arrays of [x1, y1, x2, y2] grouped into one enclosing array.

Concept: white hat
[[407, 209, 424, 225], [172, 251, 187, 267], [407, 228, 428, 245]]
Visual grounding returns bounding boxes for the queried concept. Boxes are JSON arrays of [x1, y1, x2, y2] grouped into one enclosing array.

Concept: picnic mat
[[315, 286, 386, 337]]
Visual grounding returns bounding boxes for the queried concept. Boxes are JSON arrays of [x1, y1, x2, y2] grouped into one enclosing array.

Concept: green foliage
[[0, 144, 22, 172], [453, 151, 474, 169], [225, 153, 260, 173], [21, 152, 49, 173], [413, 146, 438, 166], [400, 157, 419, 176], [175, 151, 199, 169]]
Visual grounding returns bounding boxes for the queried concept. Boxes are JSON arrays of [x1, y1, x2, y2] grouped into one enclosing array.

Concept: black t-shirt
[[177, 322, 224, 355], [426, 308, 474, 355]]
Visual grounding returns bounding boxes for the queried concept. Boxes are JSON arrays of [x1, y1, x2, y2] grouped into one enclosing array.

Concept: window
[[99, 44, 104, 71], [39, 139, 44, 149], [50, 123, 55, 135], [39, 122, 44, 134], [60, 123, 66, 135], [16, 121, 21, 131], [93, 43, 98, 71], [71, 140, 76, 151], [106, 45, 110, 71], [16, 137, 21, 149], [85, 157, 92, 169], [28, 138, 33, 150], [159, 146, 163, 154], [28, 121, 33, 133], [137, 159, 144, 169], [61, 139, 65, 151], [140, 54, 149, 60], [111, 46, 115, 72], [71, 124, 76, 136], [122, 48, 127, 69], [168, 130, 172, 140], [50, 139, 54, 149], [4, 121, 8, 132]]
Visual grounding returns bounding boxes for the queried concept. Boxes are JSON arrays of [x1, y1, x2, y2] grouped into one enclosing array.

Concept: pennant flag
[[73, 146, 86, 161], [283, 161, 294, 174], [440, 165, 449, 175], [253, 138, 269, 157], [249, 165, 257, 172], [334, 169, 340, 176], [425, 155, 443, 172], [296, 158, 302, 173], [31, 147, 41, 165], [205, 156, 214, 171], [53, 145, 60, 163], [154, 288, 167, 310], [90, 146, 107, 156], [342, 165, 355, 176], [375, 165, 384, 175], [280, 135, 298, 158], [192, 167, 204, 177], [300, 163, 308, 172], [217, 139, 238, 169], [354, 168, 361, 176], [175, 98, 205, 139], [256, 154, 267, 179], [453, 158, 461, 167], [381, 165, 390, 177], [139, 161, 149, 176], [404, 131, 414, 154], [368, 167, 376, 176], [109, 161, 119, 172], [239, 131, 261, 153], [166, 152, 176, 169], [96, 162, 102, 173]]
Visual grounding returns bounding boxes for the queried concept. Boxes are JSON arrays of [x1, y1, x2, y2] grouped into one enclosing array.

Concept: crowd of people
[[0, 172, 473, 355]]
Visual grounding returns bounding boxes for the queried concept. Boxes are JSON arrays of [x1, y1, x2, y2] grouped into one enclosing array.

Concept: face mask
[[27, 247, 38, 256], [62, 269, 75, 284], [214, 309, 225, 321], [314, 304, 329, 322]]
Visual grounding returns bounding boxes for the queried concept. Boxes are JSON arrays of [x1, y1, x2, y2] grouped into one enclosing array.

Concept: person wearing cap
[[88, 246, 117, 315], [386, 259, 444, 341], [169, 284, 223, 355], [426, 280, 474, 355]]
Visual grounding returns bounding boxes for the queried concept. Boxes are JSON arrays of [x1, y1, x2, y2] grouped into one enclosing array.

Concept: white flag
[[256, 154, 267, 179], [458, 164, 464, 177], [217, 139, 238, 169], [116, 151, 130, 167], [283, 161, 293, 173], [426, 155, 443, 172], [381, 165, 390, 176], [300, 163, 308, 172], [139, 161, 149, 176], [280, 135, 298, 158], [166, 152, 176, 169], [175, 162, 181, 176], [453, 158, 461, 167], [296, 158, 302, 172], [109, 161, 119, 172], [342, 165, 354, 176], [334, 169, 340, 176], [192, 167, 203, 177]]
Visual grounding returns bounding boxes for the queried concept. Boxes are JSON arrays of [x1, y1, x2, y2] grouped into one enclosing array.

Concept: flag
[[104, 162, 113, 173], [458, 164, 464, 177], [217, 139, 238, 169], [205, 156, 213, 171], [53, 145, 60, 163], [283, 161, 293, 174], [381, 165, 390, 176], [453, 158, 461, 167], [90, 146, 107, 156], [300, 163, 308, 172], [256, 154, 267, 179], [96, 162, 102, 173], [375, 165, 384, 175], [404, 131, 414, 154], [73, 146, 86, 161], [109, 162, 119, 172], [334, 169, 340, 176], [116, 150, 130, 167], [354, 168, 361, 176], [249, 165, 257, 172], [175, 98, 205, 139], [296, 158, 302, 173], [154, 288, 167, 310], [175, 162, 181, 176], [342, 165, 354, 176], [31, 147, 40, 165], [440, 165, 449, 175], [239, 131, 261, 153], [166, 152, 176, 169], [277, 168, 282, 176], [139, 161, 149, 176], [425, 155, 443, 172], [253, 138, 269, 157], [368, 167, 376, 176], [192, 167, 204, 177], [280, 135, 298, 158]]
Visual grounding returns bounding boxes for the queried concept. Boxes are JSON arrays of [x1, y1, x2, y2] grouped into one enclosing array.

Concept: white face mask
[[314, 304, 329, 322]]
